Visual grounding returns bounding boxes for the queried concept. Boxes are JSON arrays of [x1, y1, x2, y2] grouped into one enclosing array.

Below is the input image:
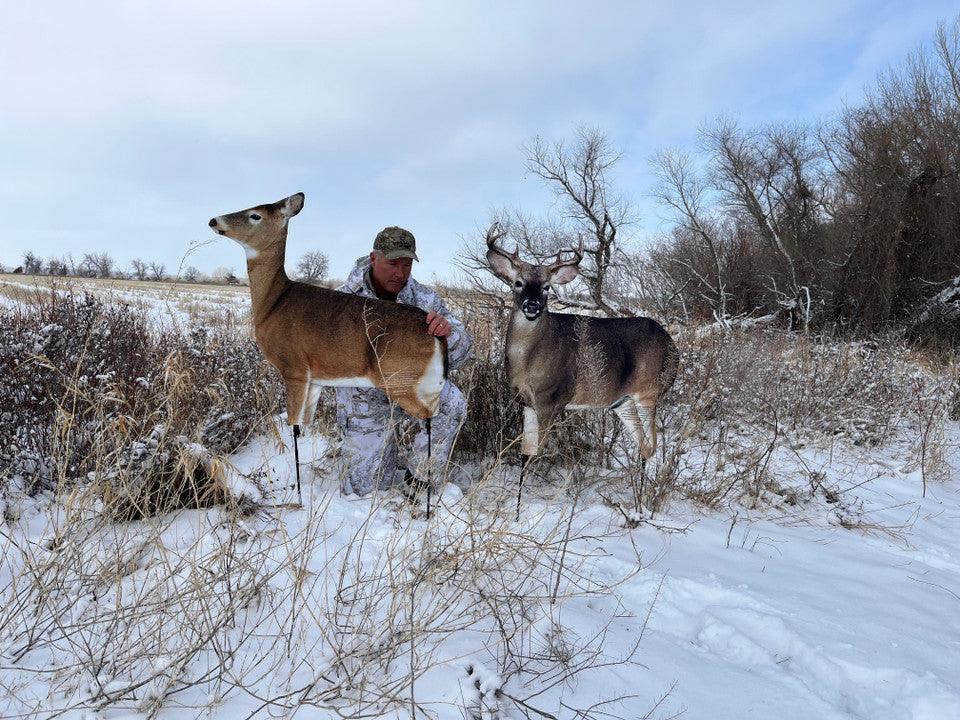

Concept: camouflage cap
[[374, 226, 419, 261]]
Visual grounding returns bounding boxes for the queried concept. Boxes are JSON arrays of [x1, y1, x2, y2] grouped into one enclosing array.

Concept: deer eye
[[543, 284, 552, 293], [249, 213, 262, 222], [513, 280, 523, 289]]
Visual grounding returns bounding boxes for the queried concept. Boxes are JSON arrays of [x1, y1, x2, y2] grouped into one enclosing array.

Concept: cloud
[[1, 0, 956, 279]]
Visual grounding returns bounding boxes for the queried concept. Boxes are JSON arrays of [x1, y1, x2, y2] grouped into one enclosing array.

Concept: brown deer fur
[[209, 193, 447, 426]]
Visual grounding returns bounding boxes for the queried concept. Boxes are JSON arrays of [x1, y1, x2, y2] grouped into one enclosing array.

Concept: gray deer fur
[[485, 224, 679, 472]]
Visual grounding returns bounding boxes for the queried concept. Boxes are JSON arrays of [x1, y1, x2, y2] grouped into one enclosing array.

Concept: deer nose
[[521, 299, 542, 318], [208, 218, 218, 227]]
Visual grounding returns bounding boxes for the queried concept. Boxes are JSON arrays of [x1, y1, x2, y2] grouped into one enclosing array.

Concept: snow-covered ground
[[2, 278, 958, 718], [2, 416, 958, 719], [0, 274, 251, 327]]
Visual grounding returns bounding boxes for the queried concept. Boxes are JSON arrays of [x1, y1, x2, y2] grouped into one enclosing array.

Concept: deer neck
[[245, 231, 292, 325], [507, 306, 563, 405], [508, 306, 551, 339], [507, 306, 555, 364]]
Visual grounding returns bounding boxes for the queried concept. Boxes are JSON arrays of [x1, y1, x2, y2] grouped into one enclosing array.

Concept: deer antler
[[485, 223, 523, 270], [547, 234, 584, 273]]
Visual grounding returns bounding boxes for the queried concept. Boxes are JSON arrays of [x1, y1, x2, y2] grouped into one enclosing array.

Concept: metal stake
[[517, 453, 530, 522], [425, 417, 432, 520], [639, 457, 647, 512], [292, 424, 302, 505]]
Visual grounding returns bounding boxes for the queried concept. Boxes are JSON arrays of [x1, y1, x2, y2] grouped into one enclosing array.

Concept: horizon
[[2, 1, 957, 285]]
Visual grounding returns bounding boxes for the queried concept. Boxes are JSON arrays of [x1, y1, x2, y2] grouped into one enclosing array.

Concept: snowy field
[[0, 274, 251, 328], [1, 280, 959, 720]]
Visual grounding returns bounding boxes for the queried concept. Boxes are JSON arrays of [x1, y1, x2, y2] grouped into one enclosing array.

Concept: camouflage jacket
[[337, 257, 473, 371]]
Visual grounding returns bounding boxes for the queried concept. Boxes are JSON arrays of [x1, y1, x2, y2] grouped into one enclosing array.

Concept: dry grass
[[0, 274, 250, 328], [0, 272, 249, 295], [1, 289, 282, 519], [1, 451, 650, 719], [1, 285, 957, 718], [448, 292, 958, 516]]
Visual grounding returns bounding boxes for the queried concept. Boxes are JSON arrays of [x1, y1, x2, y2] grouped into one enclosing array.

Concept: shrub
[[0, 290, 282, 518]]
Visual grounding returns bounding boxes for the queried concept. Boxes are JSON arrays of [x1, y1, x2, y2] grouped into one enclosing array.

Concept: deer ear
[[550, 264, 580, 285], [280, 192, 305, 219], [486, 249, 518, 284]]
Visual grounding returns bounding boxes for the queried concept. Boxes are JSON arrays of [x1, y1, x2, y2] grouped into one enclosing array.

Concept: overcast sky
[[1, 1, 956, 283]]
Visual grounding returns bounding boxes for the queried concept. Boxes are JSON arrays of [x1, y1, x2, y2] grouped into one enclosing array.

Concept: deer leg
[[302, 380, 323, 431], [636, 399, 658, 461], [636, 398, 658, 512], [283, 377, 309, 426], [521, 406, 540, 455], [517, 406, 540, 520], [614, 399, 650, 512]]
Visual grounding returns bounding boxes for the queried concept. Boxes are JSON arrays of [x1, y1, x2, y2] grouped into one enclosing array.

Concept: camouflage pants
[[334, 381, 467, 496]]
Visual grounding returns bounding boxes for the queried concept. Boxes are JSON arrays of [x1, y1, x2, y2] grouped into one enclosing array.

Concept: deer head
[[209, 192, 305, 259], [485, 223, 583, 320]]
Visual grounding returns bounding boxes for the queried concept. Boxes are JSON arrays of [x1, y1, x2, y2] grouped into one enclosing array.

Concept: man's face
[[369, 252, 413, 295]]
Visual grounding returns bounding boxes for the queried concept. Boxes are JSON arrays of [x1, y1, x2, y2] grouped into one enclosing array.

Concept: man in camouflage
[[334, 226, 472, 496]]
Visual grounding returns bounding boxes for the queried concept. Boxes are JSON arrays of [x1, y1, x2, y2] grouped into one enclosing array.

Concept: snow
[[2, 416, 958, 719], [2, 278, 959, 719], [0, 275, 251, 329]]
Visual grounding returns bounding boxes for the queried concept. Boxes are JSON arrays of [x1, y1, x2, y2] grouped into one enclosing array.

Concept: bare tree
[[703, 119, 825, 330], [77, 254, 96, 277], [210, 265, 235, 283], [524, 126, 635, 315], [148, 261, 166, 282], [295, 251, 329, 284], [182, 265, 201, 282], [23, 251, 42, 275], [92, 252, 114, 278], [46, 256, 68, 276], [649, 117, 829, 330], [816, 15, 960, 332], [78, 252, 113, 278], [131, 258, 148, 281], [652, 150, 729, 321]]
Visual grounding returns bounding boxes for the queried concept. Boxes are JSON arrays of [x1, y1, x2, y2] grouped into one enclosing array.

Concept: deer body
[[506, 310, 672, 412], [210, 193, 447, 427], [486, 225, 678, 461]]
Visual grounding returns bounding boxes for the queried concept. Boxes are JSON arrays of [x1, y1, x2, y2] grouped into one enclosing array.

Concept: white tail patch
[[415, 339, 445, 413]]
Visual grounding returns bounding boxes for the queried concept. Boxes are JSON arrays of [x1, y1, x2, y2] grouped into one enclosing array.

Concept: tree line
[[461, 16, 960, 346], [7, 17, 958, 344], [5, 250, 329, 286]]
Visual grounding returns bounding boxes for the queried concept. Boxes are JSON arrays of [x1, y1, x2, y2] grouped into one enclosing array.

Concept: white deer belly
[[313, 376, 376, 388]]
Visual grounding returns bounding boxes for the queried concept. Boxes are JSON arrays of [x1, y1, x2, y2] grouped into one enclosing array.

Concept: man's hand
[[425, 311, 452, 337]]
